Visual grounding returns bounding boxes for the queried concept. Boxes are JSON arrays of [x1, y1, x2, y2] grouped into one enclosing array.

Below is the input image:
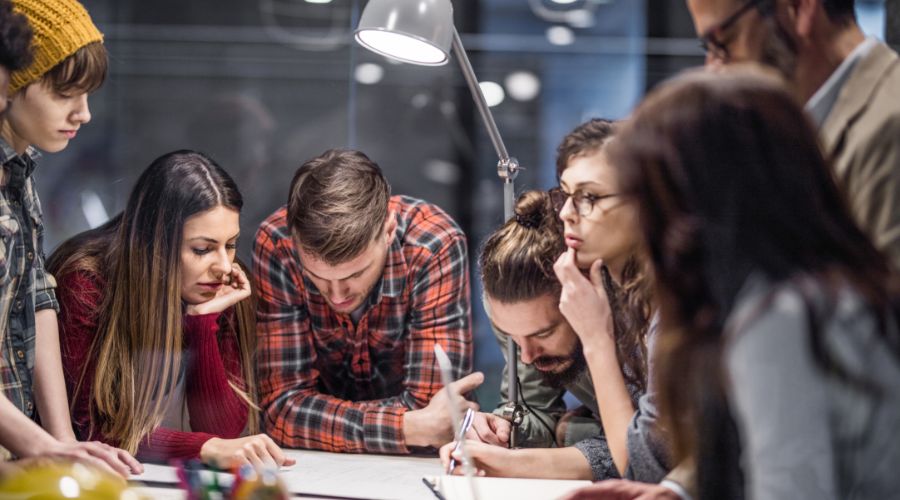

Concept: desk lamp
[[355, 0, 525, 448]]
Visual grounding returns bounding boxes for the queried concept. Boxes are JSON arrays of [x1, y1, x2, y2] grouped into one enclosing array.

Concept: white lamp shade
[[354, 0, 454, 66]]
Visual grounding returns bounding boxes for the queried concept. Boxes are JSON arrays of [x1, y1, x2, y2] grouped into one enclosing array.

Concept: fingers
[[589, 259, 604, 287], [451, 371, 484, 395], [117, 448, 143, 474], [469, 413, 498, 445], [438, 441, 456, 469], [462, 400, 480, 412], [469, 413, 510, 446], [260, 434, 293, 468], [490, 415, 512, 444], [80, 441, 131, 478], [554, 247, 584, 284], [230, 263, 251, 291]]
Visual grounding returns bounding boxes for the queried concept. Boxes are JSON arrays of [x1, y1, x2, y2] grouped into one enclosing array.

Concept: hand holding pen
[[446, 408, 475, 473]]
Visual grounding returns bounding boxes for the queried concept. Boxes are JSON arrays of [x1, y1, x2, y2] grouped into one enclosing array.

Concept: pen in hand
[[446, 407, 476, 474]]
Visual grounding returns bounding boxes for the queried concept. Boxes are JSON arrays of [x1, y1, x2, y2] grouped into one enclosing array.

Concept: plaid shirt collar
[[0, 139, 40, 185], [300, 227, 409, 307]]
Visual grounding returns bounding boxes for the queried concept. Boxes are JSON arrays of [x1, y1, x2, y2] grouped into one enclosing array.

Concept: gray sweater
[[725, 275, 900, 500]]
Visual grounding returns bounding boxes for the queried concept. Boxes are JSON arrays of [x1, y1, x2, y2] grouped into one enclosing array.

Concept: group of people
[[0, 0, 898, 499]]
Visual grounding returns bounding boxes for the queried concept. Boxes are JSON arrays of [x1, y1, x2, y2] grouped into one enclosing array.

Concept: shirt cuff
[[34, 290, 60, 313], [363, 405, 409, 454], [661, 479, 693, 500]]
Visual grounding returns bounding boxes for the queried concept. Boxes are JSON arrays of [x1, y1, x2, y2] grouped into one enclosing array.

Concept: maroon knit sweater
[[58, 271, 248, 462]]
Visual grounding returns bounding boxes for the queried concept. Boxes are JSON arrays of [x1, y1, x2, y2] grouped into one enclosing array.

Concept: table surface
[[129, 448, 443, 500]]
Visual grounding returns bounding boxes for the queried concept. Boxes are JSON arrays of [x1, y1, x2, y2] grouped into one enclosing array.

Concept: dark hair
[[610, 68, 898, 497], [480, 190, 564, 303], [555, 118, 617, 179], [751, 0, 856, 24], [822, 0, 856, 24], [49, 150, 258, 453], [287, 148, 391, 265], [0, 0, 32, 71]]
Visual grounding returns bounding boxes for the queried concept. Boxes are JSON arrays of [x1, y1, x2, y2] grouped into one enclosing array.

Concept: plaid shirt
[[0, 140, 59, 418], [254, 195, 472, 454]]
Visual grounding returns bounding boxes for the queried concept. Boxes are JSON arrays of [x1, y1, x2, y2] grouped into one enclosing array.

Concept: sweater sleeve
[[182, 312, 249, 438], [57, 272, 246, 462], [58, 271, 104, 442]]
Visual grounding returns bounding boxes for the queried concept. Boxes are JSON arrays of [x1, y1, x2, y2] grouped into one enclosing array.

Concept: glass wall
[[36, 0, 885, 409]]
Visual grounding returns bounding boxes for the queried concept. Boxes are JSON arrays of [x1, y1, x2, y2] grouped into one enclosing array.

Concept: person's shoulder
[[256, 205, 291, 244], [57, 266, 104, 294], [392, 195, 466, 252], [727, 273, 877, 349], [854, 43, 900, 121]]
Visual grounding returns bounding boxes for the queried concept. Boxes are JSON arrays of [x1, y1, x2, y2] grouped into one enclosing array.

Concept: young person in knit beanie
[[0, 0, 141, 479]]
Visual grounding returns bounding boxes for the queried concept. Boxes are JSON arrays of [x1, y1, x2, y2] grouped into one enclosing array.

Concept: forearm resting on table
[[0, 394, 61, 457], [505, 447, 593, 480], [583, 339, 635, 475], [33, 309, 77, 441]]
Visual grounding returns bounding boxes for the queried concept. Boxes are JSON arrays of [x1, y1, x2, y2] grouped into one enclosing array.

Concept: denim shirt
[[0, 139, 59, 420]]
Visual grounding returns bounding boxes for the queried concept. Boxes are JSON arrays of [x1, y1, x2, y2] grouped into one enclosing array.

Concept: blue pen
[[446, 407, 475, 473]]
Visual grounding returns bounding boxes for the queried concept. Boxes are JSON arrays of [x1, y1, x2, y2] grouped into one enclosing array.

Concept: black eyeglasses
[[548, 187, 619, 217], [698, 0, 764, 62]]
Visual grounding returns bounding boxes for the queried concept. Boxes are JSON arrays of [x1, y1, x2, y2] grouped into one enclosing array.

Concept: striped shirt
[[253, 195, 472, 453]]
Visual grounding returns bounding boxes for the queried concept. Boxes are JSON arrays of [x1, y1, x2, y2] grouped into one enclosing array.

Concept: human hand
[[186, 263, 252, 316], [439, 439, 514, 477], [200, 434, 296, 469], [560, 479, 682, 500], [553, 247, 615, 348], [465, 411, 511, 446], [403, 372, 483, 448], [30, 439, 143, 478]]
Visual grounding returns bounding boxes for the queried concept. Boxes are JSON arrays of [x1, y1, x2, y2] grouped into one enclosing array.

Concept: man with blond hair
[[254, 148, 479, 454]]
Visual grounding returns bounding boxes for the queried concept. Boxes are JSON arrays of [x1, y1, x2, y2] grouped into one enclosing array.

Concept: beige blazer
[[820, 42, 900, 270]]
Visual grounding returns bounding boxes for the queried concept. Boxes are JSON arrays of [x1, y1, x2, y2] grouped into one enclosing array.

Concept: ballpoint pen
[[446, 407, 476, 473]]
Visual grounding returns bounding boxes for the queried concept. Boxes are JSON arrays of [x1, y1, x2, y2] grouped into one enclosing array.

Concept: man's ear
[[788, 0, 817, 38], [382, 210, 398, 245]]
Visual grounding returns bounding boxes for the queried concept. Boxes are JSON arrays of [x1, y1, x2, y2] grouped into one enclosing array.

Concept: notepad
[[424, 475, 592, 500]]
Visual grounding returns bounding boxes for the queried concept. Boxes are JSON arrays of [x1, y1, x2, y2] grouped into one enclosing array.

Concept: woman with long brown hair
[[550, 119, 662, 479], [592, 69, 900, 499], [49, 150, 294, 468]]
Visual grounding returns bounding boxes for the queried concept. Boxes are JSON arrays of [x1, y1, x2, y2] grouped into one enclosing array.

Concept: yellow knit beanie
[[9, 0, 103, 93]]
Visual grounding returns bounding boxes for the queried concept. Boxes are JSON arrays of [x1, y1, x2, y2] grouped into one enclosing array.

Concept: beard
[[533, 340, 588, 389]]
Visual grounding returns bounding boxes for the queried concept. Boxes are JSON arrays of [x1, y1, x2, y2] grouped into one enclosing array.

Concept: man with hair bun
[[254, 148, 477, 454]]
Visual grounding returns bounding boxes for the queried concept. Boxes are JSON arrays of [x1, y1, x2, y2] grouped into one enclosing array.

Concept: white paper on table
[[426, 475, 592, 500], [280, 450, 442, 500]]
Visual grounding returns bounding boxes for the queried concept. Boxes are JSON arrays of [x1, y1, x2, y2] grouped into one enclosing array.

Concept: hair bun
[[515, 211, 542, 229], [513, 190, 553, 229]]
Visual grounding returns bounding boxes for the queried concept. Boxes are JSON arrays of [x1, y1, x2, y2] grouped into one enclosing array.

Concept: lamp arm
[[450, 28, 525, 448], [451, 28, 510, 165]]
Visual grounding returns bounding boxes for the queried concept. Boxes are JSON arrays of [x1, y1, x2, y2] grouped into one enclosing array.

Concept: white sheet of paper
[[129, 450, 441, 500], [429, 475, 592, 500], [281, 449, 442, 499]]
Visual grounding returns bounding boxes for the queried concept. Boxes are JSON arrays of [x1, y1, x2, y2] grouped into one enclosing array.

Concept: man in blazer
[[564, 1, 900, 498], [687, 0, 900, 269]]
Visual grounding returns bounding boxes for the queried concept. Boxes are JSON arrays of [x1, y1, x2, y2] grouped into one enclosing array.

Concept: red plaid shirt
[[253, 196, 472, 453]]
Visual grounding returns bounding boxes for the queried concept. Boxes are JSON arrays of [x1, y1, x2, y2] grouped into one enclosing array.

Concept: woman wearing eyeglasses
[[439, 121, 670, 483], [549, 119, 673, 483]]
